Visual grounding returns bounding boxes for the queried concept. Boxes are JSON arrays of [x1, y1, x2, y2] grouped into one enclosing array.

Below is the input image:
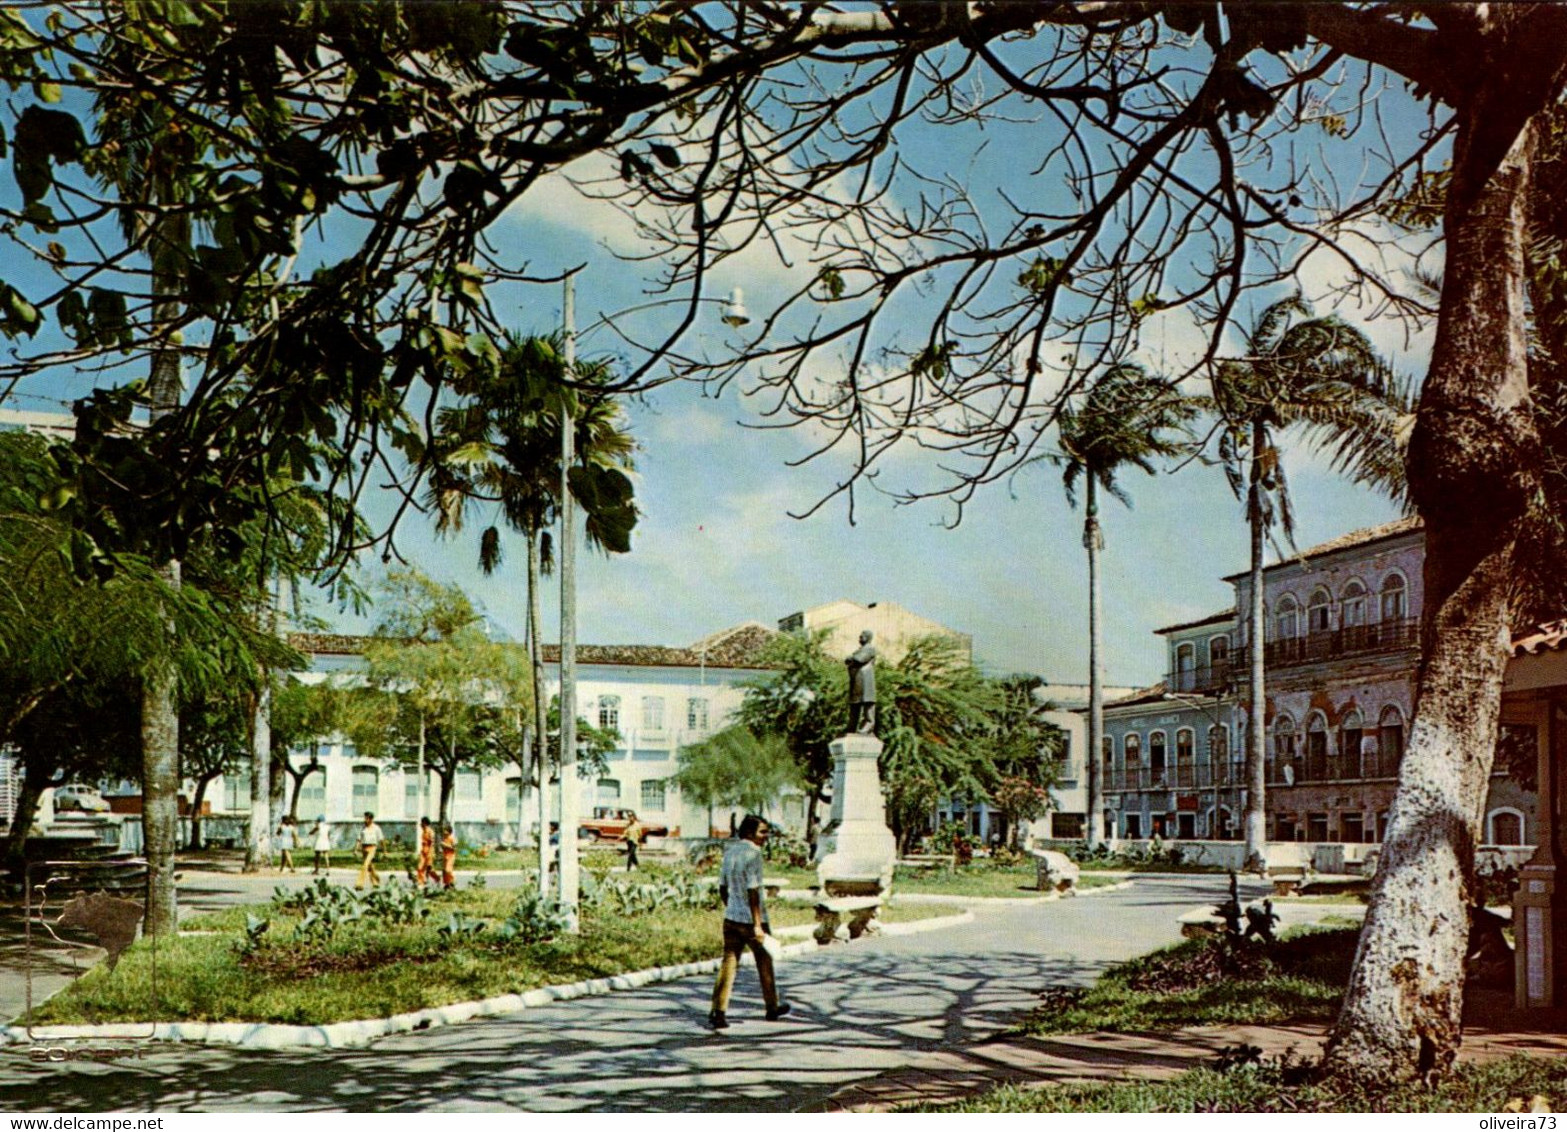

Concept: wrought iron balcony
[[1268, 750, 1403, 785], [1235, 616, 1419, 671], [1165, 661, 1233, 694], [1103, 762, 1246, 792]]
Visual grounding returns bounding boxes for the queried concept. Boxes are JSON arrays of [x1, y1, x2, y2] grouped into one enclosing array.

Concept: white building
[[1034, 682, 1137, 840], [211, 621, 807, 846]]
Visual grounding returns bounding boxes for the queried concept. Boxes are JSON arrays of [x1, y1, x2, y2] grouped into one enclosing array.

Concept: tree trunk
[[141, 646, 180, 936], [1243, 427, 1268, 873], [1324, 79, 1547, 1082], [1085, 478, 1106, 848], [244, 683, 271, 873], [528, 526, 551, 900], [438, 769, 454, 827], [187, 774, 215, 851], [557, 273, 581, 930], [4, 773, 48, 867]]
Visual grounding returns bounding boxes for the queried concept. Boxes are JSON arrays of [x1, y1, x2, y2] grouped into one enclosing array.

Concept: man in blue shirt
[[709, 814, 790, 1029]]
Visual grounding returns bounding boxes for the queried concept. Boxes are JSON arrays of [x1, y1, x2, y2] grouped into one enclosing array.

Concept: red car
[[577, 807, 670, 842]]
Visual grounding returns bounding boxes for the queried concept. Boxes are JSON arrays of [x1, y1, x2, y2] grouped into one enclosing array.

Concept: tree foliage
[[672, 724, 800, 817]]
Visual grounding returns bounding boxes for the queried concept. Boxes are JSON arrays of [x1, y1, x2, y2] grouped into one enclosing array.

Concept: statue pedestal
[[813, 733, 897, 944]]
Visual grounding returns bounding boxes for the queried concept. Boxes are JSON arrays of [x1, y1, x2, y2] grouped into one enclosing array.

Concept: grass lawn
[[1020, 925, 1357, 1036], [769, 863, 1123, 897], [906, 1056, 1567, 1112], [27, 883, 955, 1027]]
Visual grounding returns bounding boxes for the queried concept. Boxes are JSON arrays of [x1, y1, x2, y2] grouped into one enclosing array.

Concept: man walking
[[356, 811, 383, 889], [624, 815, 643, 872], [709, 814, 790, 1030], [416, 816, 435, 887]]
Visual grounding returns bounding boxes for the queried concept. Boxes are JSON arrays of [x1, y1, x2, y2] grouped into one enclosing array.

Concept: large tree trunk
[[4, 772, 49, 867], [1085, 479, 1105, 848], [437, 768, 454, 827], [244, 683, 271, 873], [141, 645, 180, 936], [1243, 429, 1268, 872], [1324, 66, 1552, 1081]]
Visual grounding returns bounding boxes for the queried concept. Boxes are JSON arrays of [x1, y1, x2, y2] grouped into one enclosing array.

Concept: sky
[[4, 21, 1437, 690]]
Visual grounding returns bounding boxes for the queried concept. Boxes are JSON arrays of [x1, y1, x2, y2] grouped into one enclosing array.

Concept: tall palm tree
[[1058, 363, 1195, 850], [1207, 296, 1411, 874], [429, 332, 637, 900]]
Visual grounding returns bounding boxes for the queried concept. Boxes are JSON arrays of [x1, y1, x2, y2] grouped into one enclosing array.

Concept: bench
[[897, 854, 955, 871], [814, 894, 883, 945], [1270, 866, 1308, 897]]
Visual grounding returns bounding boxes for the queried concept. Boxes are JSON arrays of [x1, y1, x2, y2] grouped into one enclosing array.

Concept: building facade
[[778, 599, 973, 666], [1098, 519, 1535, 851]]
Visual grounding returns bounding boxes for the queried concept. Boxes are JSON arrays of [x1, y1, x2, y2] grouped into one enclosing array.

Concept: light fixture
[[721, 287, 750, 327]]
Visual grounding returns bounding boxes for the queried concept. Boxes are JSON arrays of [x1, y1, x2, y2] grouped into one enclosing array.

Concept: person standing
[[356, 811, 383, 889], [709, 814, 790, 1030], [624, 815, 643, 872], [440, 823, 457, 889], [416, 817, 435, 887], [275, 816, 297, 874], [310, 818, 331, 874]]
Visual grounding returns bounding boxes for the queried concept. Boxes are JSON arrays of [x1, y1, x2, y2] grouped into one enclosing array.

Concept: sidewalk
[[821, 995, 1567, 1111]]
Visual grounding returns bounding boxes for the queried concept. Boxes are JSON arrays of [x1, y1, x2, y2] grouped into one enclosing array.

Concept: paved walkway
[[7, 872, 1562, 1113], [0, 875, 1236, 1112]]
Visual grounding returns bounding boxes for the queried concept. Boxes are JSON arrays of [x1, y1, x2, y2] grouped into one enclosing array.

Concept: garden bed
[[25, 877, 949, 1027]]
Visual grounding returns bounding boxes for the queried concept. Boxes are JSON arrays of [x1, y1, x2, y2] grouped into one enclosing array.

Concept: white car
[[53, 783, 111, 814]]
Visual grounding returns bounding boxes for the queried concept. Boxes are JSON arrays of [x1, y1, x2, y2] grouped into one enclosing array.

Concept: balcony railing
[[1269, 751, 1402, 785], [1103, 763, 1246, 792], [1105, 752, 1405, 792], [1235, 617, 1419, 671], [1165, 662, 1233, 694]]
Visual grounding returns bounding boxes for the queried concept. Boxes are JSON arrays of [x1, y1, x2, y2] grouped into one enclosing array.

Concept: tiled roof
[[1099, 681, 1171, 710], [1513, 621, 1567, 657], [290, 622, 780, 670], [1223, 516, 1424, 580], [288, 632, 370, 656], [1155, 609, 1234, 635]]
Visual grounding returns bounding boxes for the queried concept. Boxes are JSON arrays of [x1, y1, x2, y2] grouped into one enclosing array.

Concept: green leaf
[[650, 143, 681, 169], [34, 80, 61, 103]]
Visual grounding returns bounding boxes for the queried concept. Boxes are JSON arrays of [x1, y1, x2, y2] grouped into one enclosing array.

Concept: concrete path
[[0, 875, 1251, 1112]]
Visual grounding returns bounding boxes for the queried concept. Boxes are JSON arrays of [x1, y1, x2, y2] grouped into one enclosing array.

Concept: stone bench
[[1270, 866, 1309, 897], [814, 894, 883, 945], [897, 854, 954, 871], [1029, 848, 1080, 894]]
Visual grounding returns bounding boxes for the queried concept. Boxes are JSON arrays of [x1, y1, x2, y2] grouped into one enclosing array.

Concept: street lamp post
[[552, 277, 749, 927]]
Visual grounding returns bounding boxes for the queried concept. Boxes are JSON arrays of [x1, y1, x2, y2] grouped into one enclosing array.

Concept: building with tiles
[[211, 621, 797, 846], [1098, 518, 1535, 851], [777, 599, 973, 666]]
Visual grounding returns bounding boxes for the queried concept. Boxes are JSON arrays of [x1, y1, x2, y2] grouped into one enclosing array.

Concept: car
[[53, 783, 111, 814], [577, 807, 670, 843]]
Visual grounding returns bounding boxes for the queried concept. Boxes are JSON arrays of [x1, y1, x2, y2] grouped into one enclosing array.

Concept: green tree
[[179, 694, 250, 851], [672, 725, 801, 825], [268, 678, 346, 822], [1058, 365, 1194, 851], [1206, 297, 1407, 872], [426, 332, 637, 893]]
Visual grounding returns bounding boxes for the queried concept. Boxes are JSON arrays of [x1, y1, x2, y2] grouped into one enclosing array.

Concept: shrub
[[493, 891, 572, 945], [763, 827, 812, 869]]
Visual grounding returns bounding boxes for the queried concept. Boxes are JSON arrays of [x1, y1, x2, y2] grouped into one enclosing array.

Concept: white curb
[[3, 911, 974, 1050]]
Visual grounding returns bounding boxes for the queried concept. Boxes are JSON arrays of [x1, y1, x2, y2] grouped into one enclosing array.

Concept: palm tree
[[1058, 363, 1195, 850], [429, 332, 637, 900], [1206, 295, 1411, 874]]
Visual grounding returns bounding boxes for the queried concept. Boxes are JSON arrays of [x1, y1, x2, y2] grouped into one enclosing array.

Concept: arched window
[[1272, 715, 1296, 784], [1305, 713, 1329, 780], [596, 777, 621, 804], [1175, 729, 1195, 786], [1208, 635, 1230, 682], [598, 695, 621, 732], [1174, 642, 1196, 692], [1340, 708, 1364, 773], [1378, 706, 1405, 775], [1275, 595, 1299, 641], [1148, 730, 1168, 785], [1341, 580, 1368, 627], [1124, 733, 1142, 787], [1308, 587, 1332, 635], [1102, 736, 1113, 786], [1380, 573, 1408, 621], [1488, 808, 1525, 846]]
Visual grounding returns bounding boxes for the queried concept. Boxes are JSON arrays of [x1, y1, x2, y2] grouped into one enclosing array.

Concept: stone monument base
[[812, 733, 897, 945]]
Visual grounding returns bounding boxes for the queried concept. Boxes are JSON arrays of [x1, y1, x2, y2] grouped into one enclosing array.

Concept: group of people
[[272, 811, 457, 889], [272, 815, 333, 874]]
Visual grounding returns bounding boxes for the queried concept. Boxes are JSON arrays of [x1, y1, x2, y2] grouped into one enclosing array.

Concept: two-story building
[[1098, 518, 1535, 850]]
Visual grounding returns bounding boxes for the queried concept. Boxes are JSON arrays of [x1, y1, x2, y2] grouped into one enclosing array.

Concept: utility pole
[[558, 271, 580, 930]]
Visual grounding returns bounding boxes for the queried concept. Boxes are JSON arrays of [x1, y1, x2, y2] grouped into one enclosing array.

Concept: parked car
[[53, 783, 111, 814], [577, 807, 669, 843]]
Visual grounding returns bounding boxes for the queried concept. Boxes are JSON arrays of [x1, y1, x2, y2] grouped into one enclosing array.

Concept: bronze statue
[[846, 630, 877, 734]]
